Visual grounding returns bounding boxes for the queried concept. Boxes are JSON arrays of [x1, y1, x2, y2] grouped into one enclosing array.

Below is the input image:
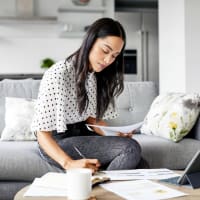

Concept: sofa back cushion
[[0, 79, 41, 135], [106, 81, 158, 126], [188, 115, 200, 140], [0, 80, 158, 134], [193, 116, 200, 140]]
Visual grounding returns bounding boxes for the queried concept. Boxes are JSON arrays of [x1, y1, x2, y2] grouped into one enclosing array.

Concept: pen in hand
[[73, 145, 103, 174], [73, 145, 86, 158]]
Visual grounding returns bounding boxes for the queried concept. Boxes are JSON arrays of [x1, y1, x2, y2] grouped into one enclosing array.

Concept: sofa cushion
[[0, 141, 63, 181], [193, 116, 200, 140], [133, 134, 200, 169], [141, 93, 200, 142], [188, 115, 200, 140], [0, 97, 5, 136], [107, 81, 158, 126], [0, 79, 40, 135], [1, 97, 36, 141]]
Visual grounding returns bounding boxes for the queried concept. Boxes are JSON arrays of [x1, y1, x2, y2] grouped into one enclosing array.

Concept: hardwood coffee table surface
[[14, 180, 200, 200]]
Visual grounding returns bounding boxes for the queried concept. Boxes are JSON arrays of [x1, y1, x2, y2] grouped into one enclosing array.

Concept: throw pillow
[[140, 93, 200, 142], [1, 97, 36, 141], [0, 79, 41, 134]]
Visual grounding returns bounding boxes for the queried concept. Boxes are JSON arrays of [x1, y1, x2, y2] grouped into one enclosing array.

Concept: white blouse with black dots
[[31, 58, 118, 133]]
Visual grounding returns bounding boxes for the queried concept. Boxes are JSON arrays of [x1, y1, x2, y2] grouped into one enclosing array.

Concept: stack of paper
[[24, 172, 110, 197], [24, 172, 68, 197]]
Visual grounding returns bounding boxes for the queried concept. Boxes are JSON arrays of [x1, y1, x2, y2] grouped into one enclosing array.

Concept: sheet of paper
[[86, 121, 143, 136], [24, 178, 68, 197], [100, 179, 187, 200], [101, 169, 180, 181], [33, 172, 68, 189]]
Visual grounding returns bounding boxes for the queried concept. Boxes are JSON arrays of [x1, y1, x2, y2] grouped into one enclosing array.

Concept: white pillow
[[140, 93, 200, 142], [1, 97, 36, 141]]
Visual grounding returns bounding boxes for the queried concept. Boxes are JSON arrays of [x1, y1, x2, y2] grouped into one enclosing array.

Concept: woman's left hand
[[116, 132, 133, 138]]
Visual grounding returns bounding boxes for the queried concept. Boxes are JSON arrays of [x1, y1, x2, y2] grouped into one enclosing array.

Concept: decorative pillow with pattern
[[140, 93, 200, 142], [1, 97, 36, 141]]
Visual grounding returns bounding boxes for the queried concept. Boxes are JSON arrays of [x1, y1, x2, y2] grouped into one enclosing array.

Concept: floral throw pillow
[[140, 93, 200, 142], [1, 97, 36, 141]]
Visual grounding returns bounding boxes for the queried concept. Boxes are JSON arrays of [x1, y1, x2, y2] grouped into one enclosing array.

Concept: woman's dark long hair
[[67, 18, 126, 120]]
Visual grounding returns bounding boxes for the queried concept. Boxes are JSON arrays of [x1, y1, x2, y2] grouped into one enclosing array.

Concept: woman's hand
[[116, 131, 135, 138], [86, 117, 107, 136], [37, 131, 100, 173], [66, 158, 101, 174]]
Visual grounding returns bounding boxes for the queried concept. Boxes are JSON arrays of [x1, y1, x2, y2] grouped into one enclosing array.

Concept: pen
[[73, 145, 106, 175], [73, 145, 86, 158]]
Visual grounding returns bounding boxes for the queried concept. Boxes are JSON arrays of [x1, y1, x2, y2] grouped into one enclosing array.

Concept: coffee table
[[14, 180, 200, 200], [14, 185, 123, 200]]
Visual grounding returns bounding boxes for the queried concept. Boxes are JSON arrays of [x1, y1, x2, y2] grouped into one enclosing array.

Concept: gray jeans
[[38, 122, 142, 170]]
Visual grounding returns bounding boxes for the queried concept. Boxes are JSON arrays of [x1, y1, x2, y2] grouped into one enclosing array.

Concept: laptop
[[161, 150, 200, 188]]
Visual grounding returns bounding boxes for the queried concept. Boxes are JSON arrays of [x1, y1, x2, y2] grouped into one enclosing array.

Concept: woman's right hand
[[37, 131, 100, 173], [64, 158, 101, 173]]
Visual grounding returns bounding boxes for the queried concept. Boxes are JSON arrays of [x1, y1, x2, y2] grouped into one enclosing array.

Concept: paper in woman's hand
[[86, 121, 143, 136]]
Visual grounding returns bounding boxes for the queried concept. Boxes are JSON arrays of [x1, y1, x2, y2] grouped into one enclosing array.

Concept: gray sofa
[[0, 78, 200, 200]]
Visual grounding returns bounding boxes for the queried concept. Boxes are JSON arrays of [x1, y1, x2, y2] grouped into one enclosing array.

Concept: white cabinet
[[0, 0, 59, 22], [115, 11, 158, 86], [0, 0, 16, 17], [0, 0, 114, 38], [58, 0, 115, 37]]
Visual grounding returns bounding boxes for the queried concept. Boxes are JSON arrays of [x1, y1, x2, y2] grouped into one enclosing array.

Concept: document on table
[[24, 172, 110, 197], [101, 168, 180, 181], [86, 121, 143, 136], [100, 179, 187, 200], [24, 178, 68, 197], [24, 172, 68, 197]]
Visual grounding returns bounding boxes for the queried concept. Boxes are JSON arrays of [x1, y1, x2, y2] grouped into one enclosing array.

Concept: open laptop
[[161, 150, 200, 188]]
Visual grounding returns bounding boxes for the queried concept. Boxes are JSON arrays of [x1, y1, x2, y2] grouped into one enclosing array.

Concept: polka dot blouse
[[31, 58, 118, 133]]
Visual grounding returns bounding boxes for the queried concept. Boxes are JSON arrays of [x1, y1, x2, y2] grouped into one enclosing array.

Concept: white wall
[[0, 38, 81, 74], [185, 0, 200, 92], [0, 23, 82, 73], [159, 0, 200, 93], [159, 0, 185, 93]]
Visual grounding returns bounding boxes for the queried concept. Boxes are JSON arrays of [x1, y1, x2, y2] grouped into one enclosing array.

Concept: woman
[[31, 18, 141, 173]]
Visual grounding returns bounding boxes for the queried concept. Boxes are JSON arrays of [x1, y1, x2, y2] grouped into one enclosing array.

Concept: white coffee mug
[[67, 168, 92, 200]]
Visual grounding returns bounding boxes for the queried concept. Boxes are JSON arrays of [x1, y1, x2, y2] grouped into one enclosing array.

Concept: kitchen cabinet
[[0, 0, 114, 38], [0, 0, 59, 22], [58, 0, 114, 37], [115, 10, 158, 86]]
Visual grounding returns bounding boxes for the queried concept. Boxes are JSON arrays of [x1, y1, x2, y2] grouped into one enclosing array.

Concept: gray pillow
[[0, 79, 41, 135]]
